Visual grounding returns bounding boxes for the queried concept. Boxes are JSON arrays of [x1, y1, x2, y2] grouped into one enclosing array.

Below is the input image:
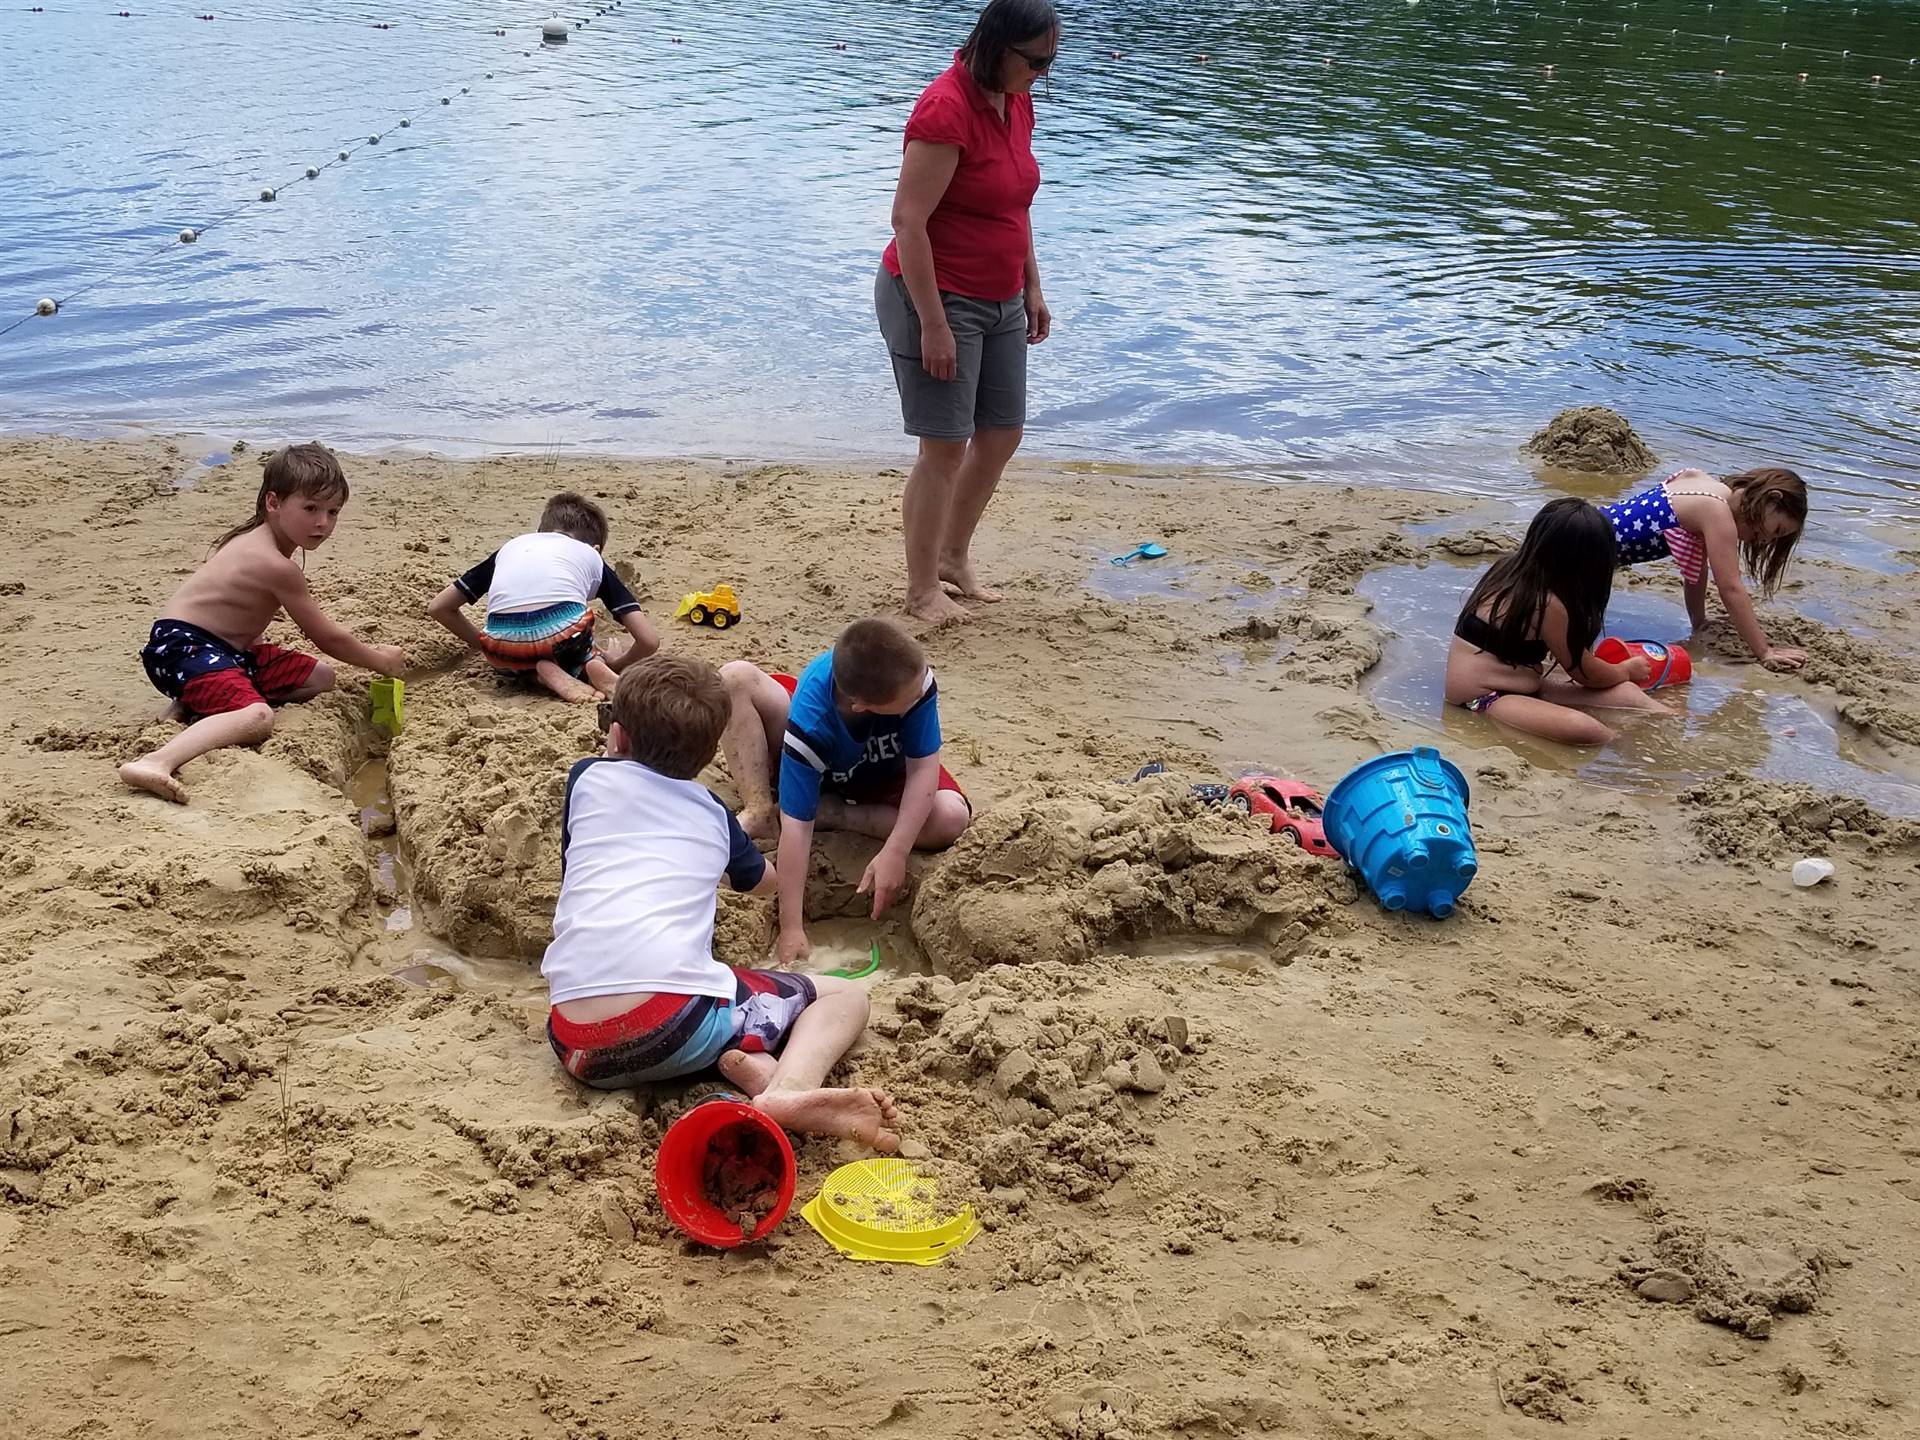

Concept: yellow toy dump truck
[[675, 583, 741, 629]]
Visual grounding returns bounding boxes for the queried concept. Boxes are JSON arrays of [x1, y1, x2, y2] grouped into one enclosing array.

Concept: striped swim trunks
[[480, 601, 597, 678], [547, 967, 818, 1089]]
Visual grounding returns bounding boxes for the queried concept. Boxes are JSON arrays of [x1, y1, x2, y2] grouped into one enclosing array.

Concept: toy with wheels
[[1227, 775, 1337, 856], [676, 583, 742, 629]]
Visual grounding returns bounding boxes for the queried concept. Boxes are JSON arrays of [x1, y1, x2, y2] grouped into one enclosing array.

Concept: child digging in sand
[[427, 492, 659, 702], [120, 443, 407, 804], [1445, 497, 1667, 746], [719, 617, 971, 968], [544, 654, 899, 1150]]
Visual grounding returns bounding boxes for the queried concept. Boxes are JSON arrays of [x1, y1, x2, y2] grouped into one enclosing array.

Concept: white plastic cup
[[1791, 857, 1835, 888]]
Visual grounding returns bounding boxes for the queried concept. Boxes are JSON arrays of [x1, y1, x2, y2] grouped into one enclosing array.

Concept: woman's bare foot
[[716, 1050, 779, 1098], [738, 804, 780, 843], [118, 758, 188, 804], [753, 1086, 900, 1151], [907, 588, 970, 627], [939, 559, 1003, 603]]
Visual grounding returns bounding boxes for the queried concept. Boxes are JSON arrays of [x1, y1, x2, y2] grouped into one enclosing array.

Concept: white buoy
[[260, 188, 276, 201], [441, 96, 451, 104], [541, 16, 567, 41], [305, 166, 318, 178], [179, 227, 197, 243], [369, 134, 380, 144], [338, 149, 350, 160], [1792, 857, 1835, 887], [400, 118, 411, 127], [35, 298, 58, 316]]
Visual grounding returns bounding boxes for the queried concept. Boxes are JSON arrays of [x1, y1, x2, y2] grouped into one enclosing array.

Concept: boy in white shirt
[[427, 492, 660, 702], [542, 654, 899, 1151]]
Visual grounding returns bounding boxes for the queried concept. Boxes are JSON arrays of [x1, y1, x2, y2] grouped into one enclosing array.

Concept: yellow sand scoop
[[800, 1158, 981, 1266], [370, 677, 404, 736]]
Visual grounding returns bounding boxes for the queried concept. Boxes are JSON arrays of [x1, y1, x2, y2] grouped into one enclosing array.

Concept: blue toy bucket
[[1323, 746, 1477, 918]]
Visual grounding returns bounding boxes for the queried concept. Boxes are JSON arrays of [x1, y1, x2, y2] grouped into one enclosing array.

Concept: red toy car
[[1228, 775, 1335, 856]]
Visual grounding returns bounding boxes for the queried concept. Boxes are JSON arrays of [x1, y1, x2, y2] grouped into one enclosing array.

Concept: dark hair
[[834, 617, 927, 704], [539, 491, 609, 548], [611, 655, 729, 780], [1724, 467, 1806, 598], [213, 442, 348, 552], [959, 0, 1060, 91], [1460, 497, 1616, 674]]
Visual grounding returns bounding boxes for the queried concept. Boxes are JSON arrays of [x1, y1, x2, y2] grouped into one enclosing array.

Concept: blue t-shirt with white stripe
[[778, 651, 941, 822]]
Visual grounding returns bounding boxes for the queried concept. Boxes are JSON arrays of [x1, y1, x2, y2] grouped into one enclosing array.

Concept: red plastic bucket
[[654, 1094, 796, 1247], [1596, 637, 1692, 691]]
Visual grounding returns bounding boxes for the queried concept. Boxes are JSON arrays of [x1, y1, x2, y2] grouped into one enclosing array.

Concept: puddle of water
[[1357, 560, 1920, 818], [349, 759, 413, 933], [1126, 936, 1272, 973], [805, 918, 930, 980]]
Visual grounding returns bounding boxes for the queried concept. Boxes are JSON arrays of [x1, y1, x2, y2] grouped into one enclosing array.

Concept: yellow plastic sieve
[[800, 1158, 981, 1266]]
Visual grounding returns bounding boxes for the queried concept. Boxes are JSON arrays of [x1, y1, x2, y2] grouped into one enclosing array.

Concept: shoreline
[[3, 432, 1918, 1436]]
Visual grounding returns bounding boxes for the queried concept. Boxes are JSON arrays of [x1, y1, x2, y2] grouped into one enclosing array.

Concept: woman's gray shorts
[[874, 265, 1027, 440]]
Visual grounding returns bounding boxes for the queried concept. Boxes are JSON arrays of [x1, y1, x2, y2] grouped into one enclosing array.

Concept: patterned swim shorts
[[547, 967, 817, 1090]]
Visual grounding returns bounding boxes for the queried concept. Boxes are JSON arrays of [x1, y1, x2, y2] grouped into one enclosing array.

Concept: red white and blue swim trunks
[[141, 618, 320, 717], [547, 967, 817, 1090]]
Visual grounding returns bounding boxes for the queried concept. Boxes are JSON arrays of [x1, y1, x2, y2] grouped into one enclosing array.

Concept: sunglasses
[[1012, 45, 1057, 72]]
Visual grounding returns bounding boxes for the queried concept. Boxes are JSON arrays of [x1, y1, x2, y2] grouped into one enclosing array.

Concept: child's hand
[[774, 927, 811, 969], [371, 645, 409, 677], [858, 849, 909, 918], [1625, 655, 1653, 685], [1762, 646, 1808, 671]]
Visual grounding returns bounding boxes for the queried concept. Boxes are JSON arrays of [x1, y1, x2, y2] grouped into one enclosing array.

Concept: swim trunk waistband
[[547, 967, 817, 1089]]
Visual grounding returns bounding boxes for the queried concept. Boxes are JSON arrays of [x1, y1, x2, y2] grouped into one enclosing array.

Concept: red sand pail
[[1596, 637, 1692, 691], [654, 1094, 796, 1247]]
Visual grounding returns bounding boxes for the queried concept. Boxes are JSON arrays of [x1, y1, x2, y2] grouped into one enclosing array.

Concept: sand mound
[[909, 780, 1343, 978], [1619, 1225, 1828, 1339], [1522, 406, 1657, 474], [868, 963, 1206, 1207], [1680, 774, 1920, 862], [387, 689, 596, 958]]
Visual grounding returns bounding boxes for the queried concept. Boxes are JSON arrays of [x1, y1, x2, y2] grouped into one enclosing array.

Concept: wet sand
[[2, 433, 1919, 1436]]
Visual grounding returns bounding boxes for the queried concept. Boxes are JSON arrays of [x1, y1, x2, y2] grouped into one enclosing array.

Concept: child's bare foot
[[118, 758, 188, 804], [716, 1050, 779, 1097], [939, 561, 1003, 604], [907, 588, 970, 627], [739, 804, 780, 843], [754, 1086, 900, 1151]]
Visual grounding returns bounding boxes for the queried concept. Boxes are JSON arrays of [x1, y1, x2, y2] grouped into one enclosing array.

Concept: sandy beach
[[3, 432, 1918, 1437]]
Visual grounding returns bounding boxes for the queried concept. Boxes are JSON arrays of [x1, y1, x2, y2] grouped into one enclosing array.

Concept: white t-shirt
[[452, 531, 641, 620], [542, 758, 767, 1004]]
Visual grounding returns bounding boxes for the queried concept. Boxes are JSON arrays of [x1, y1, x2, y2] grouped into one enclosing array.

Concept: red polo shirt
[[882, 56, 1041, 303]]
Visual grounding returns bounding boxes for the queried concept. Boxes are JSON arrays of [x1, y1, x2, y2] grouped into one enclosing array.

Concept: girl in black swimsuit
[[1444, 498, 1668, 747]]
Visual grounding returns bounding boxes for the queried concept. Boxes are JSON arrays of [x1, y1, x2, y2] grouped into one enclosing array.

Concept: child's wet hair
[[213, 442, 348, 552], [611, 655, 729, 780], [539, 492, 610, 548], [1725, 467, 1806, 598], [833, 618, 926, 704], [1462, 496, 1615, 673]]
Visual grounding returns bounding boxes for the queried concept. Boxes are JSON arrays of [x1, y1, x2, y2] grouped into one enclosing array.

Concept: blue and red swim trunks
[[547, 967, 817, 1090], [141, 618, 320, 717]]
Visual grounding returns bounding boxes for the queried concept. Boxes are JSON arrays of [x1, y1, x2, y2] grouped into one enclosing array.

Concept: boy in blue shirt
[[720, 618, 971, 968]]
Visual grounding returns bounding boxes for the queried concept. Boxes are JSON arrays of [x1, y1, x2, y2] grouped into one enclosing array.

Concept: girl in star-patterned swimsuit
[[1597, 467, 1811, 671]]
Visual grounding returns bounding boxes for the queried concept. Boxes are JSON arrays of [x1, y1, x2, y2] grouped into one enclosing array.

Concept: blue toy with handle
[[1323, 746, 1477, 918]]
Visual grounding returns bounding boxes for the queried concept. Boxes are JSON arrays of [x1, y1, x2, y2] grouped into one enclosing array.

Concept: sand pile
[[1522, 405, 1657, 473], [868, 963, 1205, 1208], [1619, 1225, 1829, 1340], [909, 779, 1344, 978], [1681, 774, 1920, 862]]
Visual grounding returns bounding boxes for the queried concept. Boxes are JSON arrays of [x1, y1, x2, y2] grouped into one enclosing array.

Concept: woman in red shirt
[[876, 0, 1059, 625]]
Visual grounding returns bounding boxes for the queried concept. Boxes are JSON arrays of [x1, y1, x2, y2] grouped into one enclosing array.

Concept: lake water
[[3, 0, 1918, 533]]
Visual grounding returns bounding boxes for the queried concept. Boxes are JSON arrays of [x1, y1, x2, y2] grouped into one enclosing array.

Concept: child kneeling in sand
[[427, 492, 659, 702], [720, 617, 971, 969], [120, 443, 408, 804], [544, 654, 898, 1150]]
